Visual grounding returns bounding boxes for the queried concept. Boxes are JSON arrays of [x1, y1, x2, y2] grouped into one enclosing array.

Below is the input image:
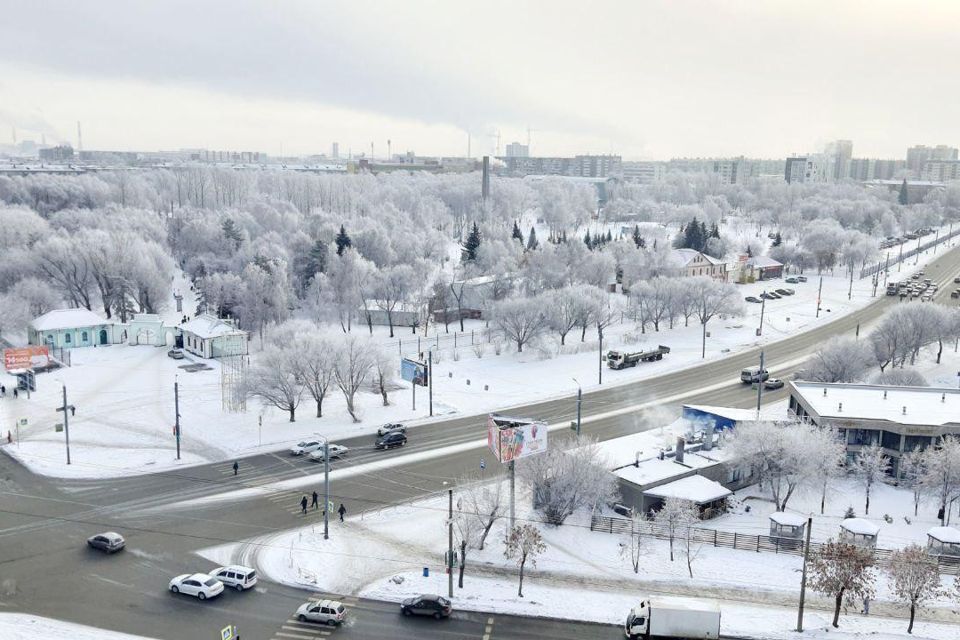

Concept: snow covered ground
[[0, 613, 155, 640]]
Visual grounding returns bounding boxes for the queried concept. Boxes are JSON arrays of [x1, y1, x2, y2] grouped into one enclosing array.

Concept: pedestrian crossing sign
[[220, 625, 234, 640]]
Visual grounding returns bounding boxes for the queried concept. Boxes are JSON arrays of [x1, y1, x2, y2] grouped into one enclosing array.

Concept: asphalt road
[[2, 244, 960, 640]]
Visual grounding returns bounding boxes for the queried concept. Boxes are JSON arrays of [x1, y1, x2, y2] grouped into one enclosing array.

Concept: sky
[[1, 0, 958, 160]]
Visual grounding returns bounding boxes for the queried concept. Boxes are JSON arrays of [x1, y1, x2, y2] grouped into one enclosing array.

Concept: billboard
[[487, 414, 548, 463], [3, 346, 50, 371], [400, 358, 428, 387]]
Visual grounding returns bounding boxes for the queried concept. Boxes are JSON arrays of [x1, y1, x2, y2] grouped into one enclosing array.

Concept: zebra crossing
[[267, 596, 358, 640]]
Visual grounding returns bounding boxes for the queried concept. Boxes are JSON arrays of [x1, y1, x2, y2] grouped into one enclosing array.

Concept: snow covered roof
[[684, 404, 787, 424], [642, 475, 732, 504], [928, 527, 960, 544], [670, 248, 726, 267], [614, 452, 720, 486], [180, 314, 245, 339], [30, 308, 112, 331], [791, 382, 960, 427], [747, 255, 783, 269], [840, 518, 880, 536], [770, 512, 807, 527]]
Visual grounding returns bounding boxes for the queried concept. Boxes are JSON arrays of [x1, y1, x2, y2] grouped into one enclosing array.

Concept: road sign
[[479, 458, 485, 470], [220, 625, 234, 640], [54, 423, 63, 433]]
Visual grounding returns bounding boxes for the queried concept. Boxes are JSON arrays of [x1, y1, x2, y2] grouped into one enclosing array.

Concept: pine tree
[[512, 220, 524, 244], [222, 218, 243, 249], [709, 223, 720, 239], [302, 239, 328, 287], [583, 230, 592, 250], [682, 217, 703, 251], [632, 225, 643, 249], [772, 231, 782, 247], [605, 229, 613, 244], [699, 221, 709, 251], [561, 229, 567, 243], [899, 179, 909, 206], [335, 225, 352, 256], [526, 226, 539, 251], [746, 245, 753, 258], [463, 222, 482, 261]]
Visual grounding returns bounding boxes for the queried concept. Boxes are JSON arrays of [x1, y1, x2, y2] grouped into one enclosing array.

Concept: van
[[740, 367, 769, 384], [211, 565, 258, 591]]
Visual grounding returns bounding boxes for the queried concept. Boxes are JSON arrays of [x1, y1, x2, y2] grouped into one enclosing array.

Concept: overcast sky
[[1, 0, 958, 159]]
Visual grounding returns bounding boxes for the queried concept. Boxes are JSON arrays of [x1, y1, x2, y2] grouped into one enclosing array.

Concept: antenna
[[77, 121, 83, 152]]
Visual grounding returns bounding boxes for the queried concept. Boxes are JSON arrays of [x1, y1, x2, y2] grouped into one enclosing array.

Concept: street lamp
[[572, 378, 582, 437]]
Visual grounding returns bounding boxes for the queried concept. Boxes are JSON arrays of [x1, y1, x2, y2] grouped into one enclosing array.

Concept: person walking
[[311, 491, 319, 510], [232, 461, 239, 476], [12, 388, 17, 399], [862, 596, 870, 616], [300, 496, 308, 515], [338, 502, 346, 522]]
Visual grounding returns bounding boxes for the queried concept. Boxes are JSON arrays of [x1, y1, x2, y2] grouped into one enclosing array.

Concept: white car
[[211, 565, 257, 591], [296, 599, 346, 626], [308, 444, 348, 462], [290, 440, 323, 456], [169, 573, 224, 600], [376, 423, 406, 436]]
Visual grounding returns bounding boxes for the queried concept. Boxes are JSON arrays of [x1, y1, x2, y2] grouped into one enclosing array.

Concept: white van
[[211, 565, 258, 591]]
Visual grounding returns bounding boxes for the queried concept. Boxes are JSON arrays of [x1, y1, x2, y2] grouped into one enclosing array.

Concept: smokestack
[[675, 437, 685, 463], [77, 121, 83, 152], [703, 429, 713, 451], [482, 156, 490, 201]]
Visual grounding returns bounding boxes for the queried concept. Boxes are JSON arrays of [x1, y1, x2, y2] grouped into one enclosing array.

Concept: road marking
[[274, 632, 315, 640]]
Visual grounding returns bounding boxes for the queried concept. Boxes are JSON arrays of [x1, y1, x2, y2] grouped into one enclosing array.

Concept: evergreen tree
[[699, 221, 709, 251], [302, 239, 328, 288], [709, 223, 720, 239], [606, 229, 613, 243], [584, 230, 592, 250], [512, 220, 524, 244], [463, 222, 482, 261], [222, 218, 243, 249], [899, 179, 909, 206], [746, 245, 753, 258], [526, 226, 539, 251], [632, 225, 645, 249], [335, 225, 352, 256], [772, 231, 782, 247], [682, 217, 704, 252], [561, 229, 567, 243]]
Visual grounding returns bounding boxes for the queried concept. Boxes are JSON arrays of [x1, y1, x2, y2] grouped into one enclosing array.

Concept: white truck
[[607, 345, 670, 369], [624, 596, 721, 640]]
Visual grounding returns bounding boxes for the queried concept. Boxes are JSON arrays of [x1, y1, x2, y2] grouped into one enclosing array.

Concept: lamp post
[[572, 378, 582, 437], [758, 291, 766, 336]]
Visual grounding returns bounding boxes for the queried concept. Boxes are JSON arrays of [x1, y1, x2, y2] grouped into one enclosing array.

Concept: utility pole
[[412, 371, 416, 412], [898, 243, 904, 272], [914, 235, 921, 266], [815, 276, 824, 318], [428, 351, 433, 417], [756, 351, 764, 414], [598, 327, 603, 385], [848, 268, 853, 300], [447, 487, 454, 598], [174, 378, 181, 460], [796, 516, 814, 632], [573, 378, 582, 437], [323, 439, 330, 540], [758, 291, 766, 335], [509, 460, 516, 532], [55, 386, 74, 465]]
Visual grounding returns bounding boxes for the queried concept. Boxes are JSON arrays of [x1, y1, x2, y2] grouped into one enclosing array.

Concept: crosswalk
[[267, 596, 359, 640]]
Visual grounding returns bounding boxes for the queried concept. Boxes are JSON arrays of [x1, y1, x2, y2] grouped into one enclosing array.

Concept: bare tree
[[373, 264, 419, 338], [333, 334, 376, 422], [371, 344, 395, 406], [247, 344, 304, 422], [653, 496, 699, 563], [453, 503, 482, 589], [460, 473, 506, 551], [900, 448, 926, 517], [731, 420, 819, 512], [887, 544, 944, 634], [504, 524, 546, 598], [870, 369, 929, 387], [809, 539, 876, 628], [809, 425, 847, 515], [687, 276, 742, 358], [494, 295, 548, 353], [546, 285, 590, 346], [920, 435, 960, 525], [619, 511, 646, 574], [806, 336, 875, 383], [855, 443, 890, 516]]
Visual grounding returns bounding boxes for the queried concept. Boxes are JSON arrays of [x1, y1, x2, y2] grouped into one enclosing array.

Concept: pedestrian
[[1, 384, 6, 396], [338, 502, 346, 522], [300, 496, 308, 515], [862, 596, 870, 616], [311, 491, 319, 510], [70, 406, 75, 417], [12, 388, 17, 399], [232, 461, 239, 476]]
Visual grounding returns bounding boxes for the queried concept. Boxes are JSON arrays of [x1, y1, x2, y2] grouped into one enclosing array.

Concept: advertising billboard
[[487, 414, 548, 463], [3, 346, 50, 371], [400, 358, 428, 387]]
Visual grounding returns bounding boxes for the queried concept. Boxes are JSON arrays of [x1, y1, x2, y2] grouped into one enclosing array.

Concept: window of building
[[904, 435, 933, 452], [847, 429, 878, 446], [881, 430, 901, 451], [64, 333, 72, 344], [81, 331, 88, 342]]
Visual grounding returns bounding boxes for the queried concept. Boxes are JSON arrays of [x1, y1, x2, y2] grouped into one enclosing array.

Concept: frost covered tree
[[459, 473, 506, 551], [653, 496, 699, 564], [900, 448, 926, 516], [619, 511, 646, 574], [887, 544, 944, 634], [504, 524, 546, 598], [731, 420, 823, 512], [870, 369, 929, 387], [247, 343, 305, 422], [335, 224, 351, 256], [855, 443, 891, 515], [494, 296, 548, 353], [809, 539, 876, 629], [545, 285, 591, 346], [333, 334, 376, 422], [519, 436, 618, 525], [453, 502, 481, 589], [463, 222, 481, 261], [371, 345, 395, 406], [805, 336, 874, 383], [920, 435, 960, 525], [687, 276, 742, 358], [373, 264, 419, 338], [808, 425, 847, 514]]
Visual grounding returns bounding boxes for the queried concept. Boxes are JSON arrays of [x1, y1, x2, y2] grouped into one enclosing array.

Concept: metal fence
[[859, 226, 960, 280], [590, 514, 960, 575]]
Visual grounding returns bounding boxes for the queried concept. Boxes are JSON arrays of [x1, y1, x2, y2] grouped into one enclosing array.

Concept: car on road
[[775, 288, 795, 296], [308, 444, 349, 462], [785, 277, 799, 284], [297, 599, 346, 626], [764, 378, 785, 390], [952, 290, 960, 299], [169, 573, 224, 600], [740, 367, 769, 384], [167, 348, 185, 360], [797, 275, 808, 282], [376, 431, 407, 449], [376, 423, 406, 436], [290, 440, 323, 456], [87, 531, 125, 553], [211, 565, 258, 591], [954, 276, 960, 284], [744, 296, 762, 304], [401, 594, 452, 619]]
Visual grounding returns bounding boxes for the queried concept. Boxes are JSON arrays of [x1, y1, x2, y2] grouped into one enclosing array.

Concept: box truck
[[624, 596, 721, 640]]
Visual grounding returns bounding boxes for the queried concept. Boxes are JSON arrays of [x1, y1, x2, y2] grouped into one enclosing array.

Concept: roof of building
[[747, 255, 783, 269], [180, 314, 245, 339], [840, 518, 880, 536], [770, 512, 807, 527], [928, 527, 960, 544], [670, 248, 726, 267], [614, 452, 720, 487], [790, 382, 960, 427], [642, 475, 732, 504], [30, 308, 112, 331], [684, 404, 787, 424]]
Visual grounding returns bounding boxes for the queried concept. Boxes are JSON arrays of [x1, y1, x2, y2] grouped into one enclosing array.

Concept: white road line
[[274, 631, 315, 640]]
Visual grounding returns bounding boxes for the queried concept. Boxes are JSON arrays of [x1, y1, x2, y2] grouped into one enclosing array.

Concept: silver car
[[296, 599, 346, 626], [87, 531, 125, 553]]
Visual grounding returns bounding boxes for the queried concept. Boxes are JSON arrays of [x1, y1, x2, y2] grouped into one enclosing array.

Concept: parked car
[[376, 423, 406, 436], [952, 290, 960, 299], [764, 378, 785, 390], [376, 431, 407, 450], [87, 531, 125, 553], [766, 291, 782, 299], [167, 348, 185, 360], [744, 296, 762, 304], [797, 275, 808, 282], [759, 292, 774, 300], [775, 288, 795, 296], [785, 277, 799, 284], [308, 444, 349, 462], [401, 594, 453, 619], [169, 573, 224, 600], [211, 565, 257, 591], [290, 440, 323, 456], [297, 599, 346, 626], [953, 276, 960, 284]]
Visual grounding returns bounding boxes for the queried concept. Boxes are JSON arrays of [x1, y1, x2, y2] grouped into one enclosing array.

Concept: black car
[[797, 276, 808, 283], [376, 431, 407, 450], [785, 277, 799, 284], [401, 594, 452, 619], [775, 288, 795, 296], [744, 296, 762, 304]]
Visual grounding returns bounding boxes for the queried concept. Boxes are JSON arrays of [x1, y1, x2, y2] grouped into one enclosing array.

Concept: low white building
[[180, 314, 248, 359], [927, 527, 960, 557], [669, 248, 728, 281], [840, 518, 879, 548], [29, 309, 120, 348]]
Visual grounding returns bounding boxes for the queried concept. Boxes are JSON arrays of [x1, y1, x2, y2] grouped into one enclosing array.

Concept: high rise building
[[785, 155, 830, 183], [622, 161, 666, 183], [504, 142, 529, 158], [500, 154, 620, 178], [332, 142, 339, 159], [907, 144, 958, 176], [921, 160, 960, 182], [825, 139, 853, 179]]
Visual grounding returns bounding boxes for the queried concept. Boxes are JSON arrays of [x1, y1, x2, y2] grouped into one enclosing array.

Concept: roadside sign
[[400, 358, 428, 387], [220, 625, 234, 640]]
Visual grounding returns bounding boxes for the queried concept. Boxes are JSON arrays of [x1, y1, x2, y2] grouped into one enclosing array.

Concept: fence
[[590, 514, 960, 575], [859, 225, 960, 280]]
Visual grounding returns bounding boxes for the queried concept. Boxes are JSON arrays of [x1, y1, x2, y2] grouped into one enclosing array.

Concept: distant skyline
[[1, 0, 959, 160]]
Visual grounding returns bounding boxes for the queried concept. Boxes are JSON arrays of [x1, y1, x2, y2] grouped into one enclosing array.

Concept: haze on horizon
[[1, 0, 957, 160]]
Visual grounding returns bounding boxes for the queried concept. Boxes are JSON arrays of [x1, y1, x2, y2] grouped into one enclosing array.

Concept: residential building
[[825, 139, 853, 180], [499, 154, 621, 178], [907, 144, 958, 176], [785, 154, 830, 183], [922, 159, 960, 182], [504, 142, 528, 158], [179, 314, 248, 359], [38, 145, 74, 162], [787, 381, 960, 476], [669, 248, 728, 281], [621, 161, 666, 183]]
